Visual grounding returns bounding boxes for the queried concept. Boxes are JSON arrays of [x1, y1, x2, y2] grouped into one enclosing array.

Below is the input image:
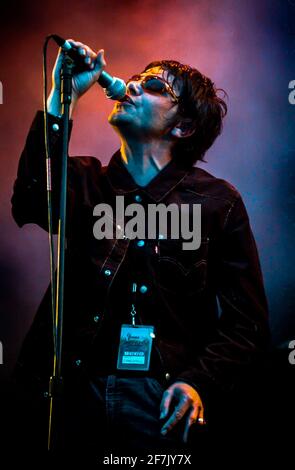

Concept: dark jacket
[[11, 111, 269, 402]]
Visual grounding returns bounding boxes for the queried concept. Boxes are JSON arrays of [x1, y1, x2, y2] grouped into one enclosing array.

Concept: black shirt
[[11, 111, 270, 399]]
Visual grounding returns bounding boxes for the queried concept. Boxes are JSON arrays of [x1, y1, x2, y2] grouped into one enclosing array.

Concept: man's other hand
[[159, 381, 205, 443]]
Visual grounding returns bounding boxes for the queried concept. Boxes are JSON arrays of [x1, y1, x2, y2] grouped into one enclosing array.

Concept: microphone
[[52, 35, 126, 100]]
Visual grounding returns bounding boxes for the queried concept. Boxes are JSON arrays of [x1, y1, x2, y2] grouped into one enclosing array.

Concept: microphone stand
[[47, 51, 74, 453]]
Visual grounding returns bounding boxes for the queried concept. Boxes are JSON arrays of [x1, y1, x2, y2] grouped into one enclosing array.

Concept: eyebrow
[[139, 73, 161, 78], [138, 73, 171, 84]]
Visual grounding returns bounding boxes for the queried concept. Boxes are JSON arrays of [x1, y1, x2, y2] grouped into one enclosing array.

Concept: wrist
[[69, 94, 78, 119], [47, 87, 61, 118]]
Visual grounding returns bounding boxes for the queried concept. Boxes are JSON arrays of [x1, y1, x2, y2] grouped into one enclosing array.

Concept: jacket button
[[52, 123, 59, 132], [93, 315, 100, 323], [136, 240, 145, 247], [139, 285, 148, 294], [165, 373, 171, 381], [104, 269, 112, 277], [134, 194, 142, 203], [75, 359, 82, 367]]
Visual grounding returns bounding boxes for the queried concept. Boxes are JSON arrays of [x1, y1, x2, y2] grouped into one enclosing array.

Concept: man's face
[[108, 67, 181, 139]]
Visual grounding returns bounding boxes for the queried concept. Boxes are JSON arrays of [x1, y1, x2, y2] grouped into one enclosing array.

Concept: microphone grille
[[105, 77, 126, 100]]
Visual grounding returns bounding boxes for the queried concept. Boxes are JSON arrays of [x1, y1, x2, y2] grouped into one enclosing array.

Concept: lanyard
[[128, 239, 160, 327], [130, 281, 137, 326]]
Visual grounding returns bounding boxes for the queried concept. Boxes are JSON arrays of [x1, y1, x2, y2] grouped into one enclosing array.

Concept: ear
[[170, 118, 195, 139]]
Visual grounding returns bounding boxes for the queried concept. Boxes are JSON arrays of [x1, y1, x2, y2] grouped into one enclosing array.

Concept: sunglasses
[[126, 74, 179, 103]]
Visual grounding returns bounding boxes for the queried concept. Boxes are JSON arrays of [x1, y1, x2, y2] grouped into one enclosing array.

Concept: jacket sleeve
[[176, 194, 270, 398], [11, 111, 74, 232]]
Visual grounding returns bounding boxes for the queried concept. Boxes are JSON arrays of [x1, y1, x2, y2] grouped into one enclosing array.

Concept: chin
[[108, 111, 133, 127]]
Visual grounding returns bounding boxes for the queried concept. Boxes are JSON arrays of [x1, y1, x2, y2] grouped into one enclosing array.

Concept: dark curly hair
[[142, 60, 228, 168]]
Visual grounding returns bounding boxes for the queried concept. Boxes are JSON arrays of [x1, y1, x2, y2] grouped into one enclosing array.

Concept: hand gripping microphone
[[52, 34, 126, 100]]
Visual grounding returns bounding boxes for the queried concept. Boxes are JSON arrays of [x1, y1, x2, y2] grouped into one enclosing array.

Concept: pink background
[[0, 0, 294, 379]]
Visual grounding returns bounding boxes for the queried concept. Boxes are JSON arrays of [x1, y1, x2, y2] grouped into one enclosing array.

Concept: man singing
[[11, 40, 269, 460]]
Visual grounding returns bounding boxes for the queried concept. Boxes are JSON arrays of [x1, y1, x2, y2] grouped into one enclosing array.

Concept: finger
[[66, 39, 88, 56], [77, 47, 92, 68], [76, 47, 94, 68], [56, 40, 86, 63], [84, 46, 98, 60], [87, 47, 101, 69], [96, 49, 106, 67], [91, 50, 106, 76], [183, 407, 197, 443], [84, 55, 92, 66], [67, 39, 88, 49], [161, 397, 190, 435], [80, 46, 98, 63], [68, 42, 96, 57], [67, 40, 97, 62], [197, 406, 206, 426], [159, 388, 173, 420], [76, 47, 100, 71]]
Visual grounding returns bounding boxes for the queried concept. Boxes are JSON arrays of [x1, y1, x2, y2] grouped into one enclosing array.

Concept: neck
[[120, 138, 172, 187]]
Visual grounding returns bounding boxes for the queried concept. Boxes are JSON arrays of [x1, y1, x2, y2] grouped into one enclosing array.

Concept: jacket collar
[[105, 150, 190, 202]]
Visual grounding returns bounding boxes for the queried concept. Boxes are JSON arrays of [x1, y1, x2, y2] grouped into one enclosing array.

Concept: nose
[[126, 80, 143, 96]]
